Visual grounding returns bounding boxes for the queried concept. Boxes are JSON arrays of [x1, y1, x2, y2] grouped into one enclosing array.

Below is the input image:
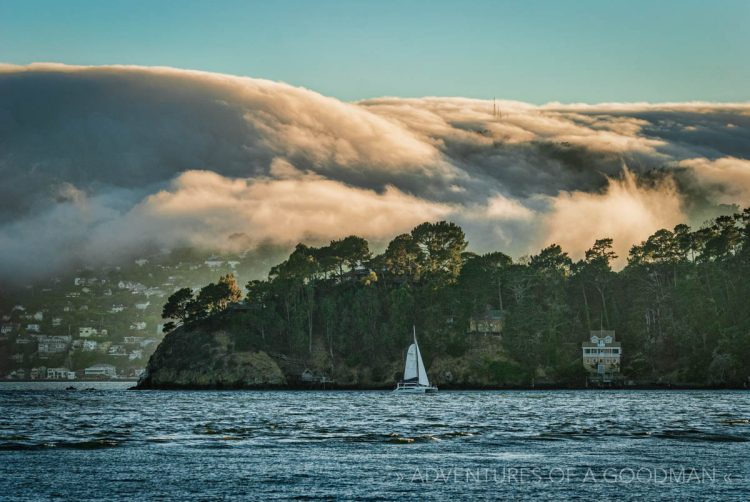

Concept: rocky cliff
[[136, 326, 286, 389]]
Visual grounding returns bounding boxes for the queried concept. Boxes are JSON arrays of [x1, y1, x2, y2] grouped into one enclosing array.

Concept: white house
[[52, 317, 62, 327], [79, 327, 98, 338], [204, 258, 224, 268], [130, 322, 147, 331], [30, 367, 47, 379], [33, 311, 44, 321], [82, 340, 99, 352], [110, 304, 126, 313], [84, 364, 117, 378], [38, 336, 72, 355], [135, 258, 149, 267], [135, 301, 150, 311], [582, 330, 622, 382], [129, 349, 143, 360], [26, 324, 41, 333], [47, 367, 76, 380], [108, 345, 127, 356]]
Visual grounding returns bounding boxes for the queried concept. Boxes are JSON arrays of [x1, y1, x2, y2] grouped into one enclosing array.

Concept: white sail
[[403, 343, 419, 381], [394, 326, 438, 393], [415, 341, 430, 387]]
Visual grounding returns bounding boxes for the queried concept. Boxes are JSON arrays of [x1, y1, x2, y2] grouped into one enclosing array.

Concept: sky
[[0, 3, 749, 281], [1, 0, 748, 102]]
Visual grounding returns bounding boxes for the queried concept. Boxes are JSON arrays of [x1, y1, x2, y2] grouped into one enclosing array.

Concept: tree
[[161, 287, 194, 327], [382, 233, 422, 280], [192, 273, 243, 318], [218, 273, 242, 304], [410, 221, 467, 282], [530, 244, 572, 276], [329, 236, 371, 275]]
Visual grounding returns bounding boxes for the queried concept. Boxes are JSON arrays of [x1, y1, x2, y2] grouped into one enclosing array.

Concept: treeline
[[163, 212, 750, 385]]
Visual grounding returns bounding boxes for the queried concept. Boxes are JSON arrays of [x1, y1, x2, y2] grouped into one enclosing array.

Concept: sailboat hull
[[393, 382, 438, 393]]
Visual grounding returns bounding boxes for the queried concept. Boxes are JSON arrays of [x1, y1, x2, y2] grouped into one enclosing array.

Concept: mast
[[413, 325, 419, 385]]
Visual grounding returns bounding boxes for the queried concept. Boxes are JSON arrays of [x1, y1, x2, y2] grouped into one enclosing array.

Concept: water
[[1, 385, 748, 500]]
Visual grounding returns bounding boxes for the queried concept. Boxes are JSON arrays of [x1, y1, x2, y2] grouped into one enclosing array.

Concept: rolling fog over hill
[[1, 64, 750, 284]]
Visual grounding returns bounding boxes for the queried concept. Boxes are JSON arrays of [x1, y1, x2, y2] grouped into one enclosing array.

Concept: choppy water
[[1, 384, 748, 500]]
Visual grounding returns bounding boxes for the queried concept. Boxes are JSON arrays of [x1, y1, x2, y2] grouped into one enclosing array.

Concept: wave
[[0, 439, 122, 450], [654, 429, 748, 442]]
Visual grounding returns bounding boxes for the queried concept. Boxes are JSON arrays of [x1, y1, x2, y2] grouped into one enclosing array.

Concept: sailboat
[[393, 327, 438, 393]]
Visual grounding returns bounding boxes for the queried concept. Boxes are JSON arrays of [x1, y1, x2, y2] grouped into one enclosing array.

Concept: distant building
[[1, 323, 17, 334], [85, 364, 117, 378], [38, 336, 71, 355], [582, 330, 622, 382], [47, 367, 76, 380], [51, 317, 63, 327], [130, 322, 147, 331], [30, 367, 47, 380], [79, 327, 98, 338], [108, 345, 127, 356], [468, 309, 504, 336], [82, 340, 99, 352], [26, 324, 41, 333], [135, 301, 150, 311]]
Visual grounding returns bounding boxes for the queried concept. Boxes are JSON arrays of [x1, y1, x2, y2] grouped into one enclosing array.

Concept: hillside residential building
[[79, 327, 98, 338], [38, 336, 72, 355], [82, 340, 99, 351], [84, 364, 117, 378], [468, 309, 504, 336], [582, 330, 622, 382], [47, 367, 76, 380], [30, 367, 47, 379]]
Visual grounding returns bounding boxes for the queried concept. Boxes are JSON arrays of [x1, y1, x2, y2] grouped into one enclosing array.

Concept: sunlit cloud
[[0, 63, 749, 278]]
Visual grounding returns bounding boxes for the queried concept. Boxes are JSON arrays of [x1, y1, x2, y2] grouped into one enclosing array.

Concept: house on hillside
[[582, 330, 622, 383], [79, 327, 98, 338], [47, 367, 76, 380], [38, 336, 71, 356], [85, 364, 117, 378], [468, 309, 504, 336]]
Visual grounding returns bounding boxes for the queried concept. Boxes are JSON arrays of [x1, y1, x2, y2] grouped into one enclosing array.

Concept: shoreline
[[1, 379, 138, 383], [132, 382, 750, 391]]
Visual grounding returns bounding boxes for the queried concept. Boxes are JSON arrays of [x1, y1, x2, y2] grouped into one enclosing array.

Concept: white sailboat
[[393, 327, 438, 393]]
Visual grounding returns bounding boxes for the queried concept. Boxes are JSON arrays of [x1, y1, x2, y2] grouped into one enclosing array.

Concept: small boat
[[393, 327, 438, 393]]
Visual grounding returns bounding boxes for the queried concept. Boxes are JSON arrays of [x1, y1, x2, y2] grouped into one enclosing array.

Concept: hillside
[[138, 213, 750, 389]]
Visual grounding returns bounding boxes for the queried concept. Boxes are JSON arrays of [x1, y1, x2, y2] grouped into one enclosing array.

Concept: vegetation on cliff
[[149, 211, 750, 388]]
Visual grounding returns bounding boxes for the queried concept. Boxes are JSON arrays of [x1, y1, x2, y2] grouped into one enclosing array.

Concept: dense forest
[[161, 209, 750, 387]]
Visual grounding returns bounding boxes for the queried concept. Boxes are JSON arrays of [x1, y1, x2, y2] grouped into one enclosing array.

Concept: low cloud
[[1, 63, 749, 279], [542, 170, 684, 266]]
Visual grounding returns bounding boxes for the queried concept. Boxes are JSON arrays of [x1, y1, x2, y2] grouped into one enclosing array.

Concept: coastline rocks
[[136, 327, 286, 389]]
